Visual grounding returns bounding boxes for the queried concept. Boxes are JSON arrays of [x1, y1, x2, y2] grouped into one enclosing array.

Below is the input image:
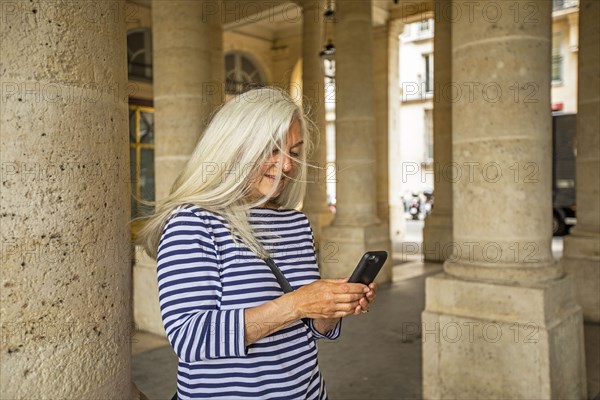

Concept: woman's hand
[[289, 279, 369, 320], [354, 281, 377, 315], [245, 279, 377, 345]]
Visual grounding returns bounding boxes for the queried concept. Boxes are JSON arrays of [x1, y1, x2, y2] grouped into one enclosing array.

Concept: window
[[127, 29, 153, 81], [129, 105, 155, 232], [402, 18, 433, 42], [423, 54, 434, 93], [225, 52, 265, 95], [553, 0, 579, 11], [418, 19, 431, 33], [424, 109, 433, 163], [552, 34, 563, 83]]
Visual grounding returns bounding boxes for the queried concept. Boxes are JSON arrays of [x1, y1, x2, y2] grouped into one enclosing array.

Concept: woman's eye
[[271, 149, 300, 158]]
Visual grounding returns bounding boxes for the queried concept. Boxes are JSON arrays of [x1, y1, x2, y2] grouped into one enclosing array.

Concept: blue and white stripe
[[157, 204, 341, 399]]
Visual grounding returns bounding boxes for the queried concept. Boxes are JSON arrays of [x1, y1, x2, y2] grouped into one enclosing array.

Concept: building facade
[[397, 1, 580, 204]]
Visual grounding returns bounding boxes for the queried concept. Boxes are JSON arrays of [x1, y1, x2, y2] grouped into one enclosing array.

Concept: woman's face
[[252, 119, 303, 201]]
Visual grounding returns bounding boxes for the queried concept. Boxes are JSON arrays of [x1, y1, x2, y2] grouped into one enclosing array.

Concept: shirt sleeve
[[307, 317, 342, 340], [156, 208, 247, 362], [303, 214, 342, 340]]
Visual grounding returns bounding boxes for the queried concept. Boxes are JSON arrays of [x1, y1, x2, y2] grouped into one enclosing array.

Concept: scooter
[[423, 190, 434, 217], [408, 195, 421, 220]]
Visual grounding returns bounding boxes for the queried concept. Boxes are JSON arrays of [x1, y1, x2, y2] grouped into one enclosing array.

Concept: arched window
[[225, 52, 265, 94], [127, 28, 153, 81]]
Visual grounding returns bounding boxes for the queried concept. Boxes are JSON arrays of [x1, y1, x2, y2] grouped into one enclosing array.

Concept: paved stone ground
[[132, 262, 600, 400]]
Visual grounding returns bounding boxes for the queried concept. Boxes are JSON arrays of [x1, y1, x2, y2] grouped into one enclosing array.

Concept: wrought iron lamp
[[319, 1, 336, 81]]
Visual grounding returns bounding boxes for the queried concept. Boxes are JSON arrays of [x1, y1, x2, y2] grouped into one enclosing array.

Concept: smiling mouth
[[264, 174, 285, 182]]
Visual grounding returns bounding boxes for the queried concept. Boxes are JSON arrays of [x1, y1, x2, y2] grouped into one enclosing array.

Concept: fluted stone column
[[152, 0, 223, 200], [422, 1, 453, 263], [422, 1, 586, 398], [562, 0, 600, 323], [320, 0, 391, 282], [301, 0, 333, 247], [0, 1, 136, 398]]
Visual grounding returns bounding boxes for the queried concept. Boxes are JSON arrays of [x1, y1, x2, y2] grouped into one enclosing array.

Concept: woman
[[138, 87, 377, 399]]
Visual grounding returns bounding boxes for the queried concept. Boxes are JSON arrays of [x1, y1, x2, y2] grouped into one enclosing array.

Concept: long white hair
[[137, 87, 315, 259]]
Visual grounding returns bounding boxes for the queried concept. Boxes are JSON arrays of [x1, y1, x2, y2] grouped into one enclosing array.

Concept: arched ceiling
[[127, 0, 433, 41]]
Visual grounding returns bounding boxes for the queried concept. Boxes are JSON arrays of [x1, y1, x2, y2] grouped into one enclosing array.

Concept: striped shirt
[[157, 204, 342, 399]]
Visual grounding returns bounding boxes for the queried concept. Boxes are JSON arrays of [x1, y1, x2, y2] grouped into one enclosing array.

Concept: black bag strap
[[263, 257, 294, 293], [262, 257, 310, 327]]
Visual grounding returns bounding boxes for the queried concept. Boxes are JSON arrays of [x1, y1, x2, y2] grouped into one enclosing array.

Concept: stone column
[[374, 19, 403, 260], [422, 1, 586, 398], [301, 0, 333, 246], [152, 0, 223, 200], [210, 1, 225, 111], [562, 0, 600, 323], [386, 20, 407, 248], [133, 0, 224, 336], [374, 20, 403, 223], [320, 0, 391, 282], [422, 1, 453, 263], [0, 1, 136, 398]]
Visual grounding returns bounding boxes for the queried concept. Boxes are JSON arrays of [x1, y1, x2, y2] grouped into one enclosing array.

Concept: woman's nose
[[281, 155, 293, 172]]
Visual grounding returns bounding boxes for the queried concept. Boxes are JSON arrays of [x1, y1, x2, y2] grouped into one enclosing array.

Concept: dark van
[[552, 112, 577, 236]]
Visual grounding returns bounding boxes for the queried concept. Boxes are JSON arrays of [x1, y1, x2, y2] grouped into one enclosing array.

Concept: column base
[[444, 258, 563, 284], [320, 222, 392, 283], [422, 273, 587, 399], [562, 231, 600, 322], [390, 203, 407, 245], [422, 212, 452, 263], [133, 246, 165, 336], [133, 382, 149, 400], [304, 209, 334, 252]]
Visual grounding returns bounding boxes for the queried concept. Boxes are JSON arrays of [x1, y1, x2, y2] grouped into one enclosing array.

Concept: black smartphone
[[347, 251, 388, 285]]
